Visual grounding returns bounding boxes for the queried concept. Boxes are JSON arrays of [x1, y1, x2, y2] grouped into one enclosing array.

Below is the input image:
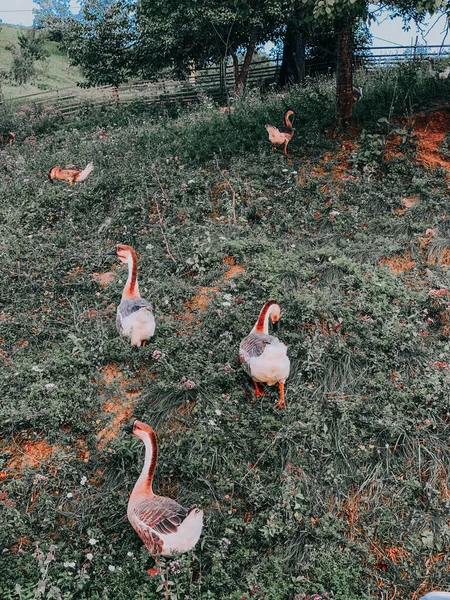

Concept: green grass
[[0, 24, 83, 100], [1, 71, 450, 600]]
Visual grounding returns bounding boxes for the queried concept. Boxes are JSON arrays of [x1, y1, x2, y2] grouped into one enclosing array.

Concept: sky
[[0, 0, 449, 50]]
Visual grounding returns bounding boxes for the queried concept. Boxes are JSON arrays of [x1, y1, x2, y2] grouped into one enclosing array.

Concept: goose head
[[123, 419, 154, 442], [107, 244, 135, 265]]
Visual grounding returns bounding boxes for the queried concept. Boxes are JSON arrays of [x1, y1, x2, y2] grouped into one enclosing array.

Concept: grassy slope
[[0, 24, 83, 100], [1, 71, 450, 600]]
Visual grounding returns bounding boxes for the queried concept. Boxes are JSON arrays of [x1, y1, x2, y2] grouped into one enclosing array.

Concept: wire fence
[[2, 44, 450, 117]]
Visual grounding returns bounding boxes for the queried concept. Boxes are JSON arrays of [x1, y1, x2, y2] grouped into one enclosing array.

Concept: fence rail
[[3, 44, 450, 117]]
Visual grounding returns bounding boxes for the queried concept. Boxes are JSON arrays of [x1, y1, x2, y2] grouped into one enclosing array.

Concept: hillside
[[0, 24, 83, 100], [1, 73, 450, 600]]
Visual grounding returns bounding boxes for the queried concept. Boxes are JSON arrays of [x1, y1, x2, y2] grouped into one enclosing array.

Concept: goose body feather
[[240, 332, 290, 386], [116, 298, 155, 347], [128, 497, 203, 556]]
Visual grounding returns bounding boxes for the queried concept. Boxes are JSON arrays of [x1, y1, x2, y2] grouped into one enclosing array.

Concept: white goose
[[107, 244, 155, 347], [265, 109, 295, 156], [124, 420, 203, 556], [420, 593, 450, 599], [239, 301, 290, 409]]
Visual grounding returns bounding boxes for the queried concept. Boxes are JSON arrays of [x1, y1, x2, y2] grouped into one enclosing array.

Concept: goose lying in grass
[[124, 420, 203, 556], [239, 300, 290, 409], [106, 244, 155, 347], [48, 162, 93, 185], [265, 108, 295, 156]]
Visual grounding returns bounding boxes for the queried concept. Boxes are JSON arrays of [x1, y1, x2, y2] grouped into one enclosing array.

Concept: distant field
[[0, 23, 84, 100]]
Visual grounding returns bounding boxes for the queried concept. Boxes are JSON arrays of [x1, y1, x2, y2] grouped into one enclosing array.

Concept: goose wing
[[116, 298, 152, 334], [132, 496, 189, 536], [239, 332, 277, 376], [277, 126, 294, 134]]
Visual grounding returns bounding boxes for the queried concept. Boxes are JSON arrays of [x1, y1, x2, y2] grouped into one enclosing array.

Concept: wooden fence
[[2, 59, 281, 117], [3, 44, 450, 117]]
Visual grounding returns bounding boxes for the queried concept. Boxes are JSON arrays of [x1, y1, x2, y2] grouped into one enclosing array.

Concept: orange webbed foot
[[253, 381, 264, 397], [275, 381, 286, 408]]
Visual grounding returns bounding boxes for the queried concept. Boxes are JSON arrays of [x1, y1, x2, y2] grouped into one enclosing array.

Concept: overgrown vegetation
[[0, 24, 82, 100], [1, 70, 450, 600]]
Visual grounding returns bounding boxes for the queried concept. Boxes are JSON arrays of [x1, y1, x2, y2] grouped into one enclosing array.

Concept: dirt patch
[[411, 109, 450, 170], [379, 252, 417, 275], [223, 256, 245, 280], [91, 270, 116, 289], [97, 395, 134, 450], [176, 286, 220, 328], [5, 438, 58, 476], [185, 286, 219, 312], [395, 195, 420, 216], [95, 363, 148, 450]]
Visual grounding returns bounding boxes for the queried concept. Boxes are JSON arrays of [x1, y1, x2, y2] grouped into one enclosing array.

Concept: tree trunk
[[335, 16, 354, 127], [231, 52, 239, 87], [278, 26, 306, 87], [235, 36, 256, 94]]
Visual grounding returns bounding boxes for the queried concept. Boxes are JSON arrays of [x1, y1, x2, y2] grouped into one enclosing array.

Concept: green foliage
[[17, 29, 50, 62], [61, 0, 136, 87], [8, 29, 50, 85], [2, 78, 450, 600]]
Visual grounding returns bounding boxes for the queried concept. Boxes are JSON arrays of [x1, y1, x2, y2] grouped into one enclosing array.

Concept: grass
[[0, 24, 83, 100], [1, 65, 450, 600]]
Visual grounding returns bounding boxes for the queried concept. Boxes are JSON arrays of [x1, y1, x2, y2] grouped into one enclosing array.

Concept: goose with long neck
[[124, 420, 203, 556], [239, 301, 290, 408], [107, 244, 155, 347], [265, 108, 295, 156]]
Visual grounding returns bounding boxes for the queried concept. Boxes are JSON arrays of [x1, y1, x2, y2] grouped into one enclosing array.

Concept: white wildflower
[[80, 476, 87, 486], [45, 383, 56, 389], [208, 419, 216, 427], [127, 551, 134, 558], [215, 409, 222, 416], [108, 565, 116, 572], [64, 562, 76, 569], [32, 366, 43, 373], [86, 553, 93, 561], [89, 538, 98, 546], [67, 493, 73, 498]]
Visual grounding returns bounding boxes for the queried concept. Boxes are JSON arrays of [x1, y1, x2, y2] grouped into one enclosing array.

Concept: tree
[[60, 0, 137, 87], [9, 29, 50, 85], [136, 0, 292, 93], [33, 0, 72, 40], [298, 0, 445, 126], [17, 29, 50, 61]]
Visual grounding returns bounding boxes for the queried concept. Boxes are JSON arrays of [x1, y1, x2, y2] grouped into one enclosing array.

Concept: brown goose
[[48, 162, 93, 185], [239, 301, 290, 409], [106, 244, 155, 347], [124, 420, 203, 556], [265, 109, 295, 156]]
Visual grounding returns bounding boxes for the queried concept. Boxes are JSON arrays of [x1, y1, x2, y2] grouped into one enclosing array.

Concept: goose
[[239, 300, 290, 409], [106, 244, 155, 347], [420, 593, 450, 599], [48, 162, 93, 185], [265, 108, 295, 156], [426, 57, 437, 78], [439, 66, 450, 80], [123, 420, 203, 556], [352, 86, 363, 103]]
